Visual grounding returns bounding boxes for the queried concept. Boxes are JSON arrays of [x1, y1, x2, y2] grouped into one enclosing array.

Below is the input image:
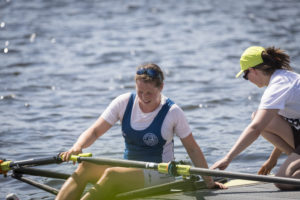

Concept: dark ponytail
[[256, 46, 292, 75]]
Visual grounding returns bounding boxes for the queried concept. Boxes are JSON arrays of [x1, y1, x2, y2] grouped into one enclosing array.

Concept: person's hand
[[60, 145, 82, 164], [258, 159, 277, 175], [205, 179, 228, 189], [211, 182, 228, 189], [210, 157, 231, 170]]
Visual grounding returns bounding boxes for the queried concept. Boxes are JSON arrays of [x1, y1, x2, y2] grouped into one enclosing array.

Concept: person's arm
[[258, 147, 281, 175], [181, 133, 227, 189], [62, 117, 112, 161], [211, 109, 278, 170]]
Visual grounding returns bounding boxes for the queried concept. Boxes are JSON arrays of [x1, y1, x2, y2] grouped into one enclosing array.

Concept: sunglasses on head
[[243, 70, 250, 80], [136, 68, 158, 78]]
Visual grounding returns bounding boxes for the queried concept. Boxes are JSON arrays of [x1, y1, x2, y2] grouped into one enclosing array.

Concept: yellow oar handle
[[176, 164, 191, 176], [157, 162, 191, 176], [68, 153, 93, 162], [0, 160, 12, 173]]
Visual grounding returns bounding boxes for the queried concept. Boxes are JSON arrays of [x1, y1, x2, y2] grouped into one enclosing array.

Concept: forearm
[[189, 147, 215, 186], [72, 117, 112, 150], [73, 127, 98, 150], [226, 109, 279, 162], [226, 125, 261, 161], [186, 145, 208, 168], [258, 147, 281, 175], [181, 134, 215, 187], [185, 142, 215, 187], [268, 147, 281, 163]]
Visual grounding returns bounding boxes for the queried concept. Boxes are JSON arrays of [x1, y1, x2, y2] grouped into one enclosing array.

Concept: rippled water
[[1, 0, 300, 199]]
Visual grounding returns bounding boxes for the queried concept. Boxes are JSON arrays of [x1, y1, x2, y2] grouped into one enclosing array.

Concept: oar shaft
[[189, 167, 300, 185], [12, 174, 59, 195], [0, 156, 62, 172], [14, 167, 70, 179], [79, 157, 159, 170], [12, 156, 62, 167], [78, 157, 300, 186], [1, 153, 92, 173], [10, 153, 92, 168]]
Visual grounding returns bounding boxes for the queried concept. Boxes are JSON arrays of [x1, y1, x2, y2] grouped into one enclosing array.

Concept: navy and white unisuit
[[122, 93, 174, 162]]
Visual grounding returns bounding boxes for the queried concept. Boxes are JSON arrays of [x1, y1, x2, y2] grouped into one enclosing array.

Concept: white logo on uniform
[[143, 133, 158, 146]]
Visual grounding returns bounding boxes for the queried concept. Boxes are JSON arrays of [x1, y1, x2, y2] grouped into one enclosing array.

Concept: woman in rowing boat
[[211, 46, 300, 190], [56, 63, 226, 200]]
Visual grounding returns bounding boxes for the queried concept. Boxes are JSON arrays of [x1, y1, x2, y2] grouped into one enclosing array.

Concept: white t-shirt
[[101, 92, 192, 162], [259, 69, 300, 119]]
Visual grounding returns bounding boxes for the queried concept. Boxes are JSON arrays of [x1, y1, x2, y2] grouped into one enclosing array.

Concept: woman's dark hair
[[255, 46, 292, 75]]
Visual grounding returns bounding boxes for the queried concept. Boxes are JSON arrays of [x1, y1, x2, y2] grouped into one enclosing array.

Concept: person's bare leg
[[81, 167, 144, 200], [275, 153, 300, 190], [262, 131, 294, 154], [55, 162, 109, 200], [252, 111, 295, 154]]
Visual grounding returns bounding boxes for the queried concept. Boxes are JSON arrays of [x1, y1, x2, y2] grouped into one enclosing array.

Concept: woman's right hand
[[60, 145, 83, 163]]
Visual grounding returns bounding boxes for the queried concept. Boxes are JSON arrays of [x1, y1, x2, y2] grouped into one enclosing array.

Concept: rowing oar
[[75, 156, 300, 186], [12, 173, 60, 195], [14, 167, 70, 179], [0, 153, 92, 175]]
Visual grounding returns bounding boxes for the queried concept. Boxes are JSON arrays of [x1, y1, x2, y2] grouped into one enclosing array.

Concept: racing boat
[[1, 154, 300, 200]]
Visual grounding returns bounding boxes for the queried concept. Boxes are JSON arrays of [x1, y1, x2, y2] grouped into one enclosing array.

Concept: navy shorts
[[295, 146, 300, 155], [284, 117, 300, 155], [292, 126, 300, 155]]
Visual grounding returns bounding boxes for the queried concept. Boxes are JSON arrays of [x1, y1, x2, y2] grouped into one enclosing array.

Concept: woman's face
[[136, 79, 163, 112], [246, 68, 267, 88]]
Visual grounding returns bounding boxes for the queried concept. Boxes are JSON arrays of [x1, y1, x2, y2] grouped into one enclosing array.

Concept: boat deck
[[132, 180, 300, 200]]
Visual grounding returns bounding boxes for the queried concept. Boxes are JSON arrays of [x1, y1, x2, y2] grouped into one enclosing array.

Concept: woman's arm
[[62, 117, 112, 161], [181, 133, 226, 189], [211, 109, 278, 170]]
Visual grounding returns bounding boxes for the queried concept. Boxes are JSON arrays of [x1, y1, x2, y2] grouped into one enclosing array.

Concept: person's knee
[[100, 167, 127, 190], [75, 161, 89, 174], [274, 182, 299, 190], [102, 167, 120, 181], [274, 172, 294, 190], [88, 170, 118, 200], [274, 172, 289, 190], [74, 162, 97, 183], [274, 183, 286, 190]]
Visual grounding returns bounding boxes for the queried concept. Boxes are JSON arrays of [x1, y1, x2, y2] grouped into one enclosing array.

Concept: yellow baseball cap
[[236, 46, 265, 78]]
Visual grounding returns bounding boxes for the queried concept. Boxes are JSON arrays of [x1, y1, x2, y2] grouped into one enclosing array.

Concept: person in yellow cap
[[211, 46, 300, 190]]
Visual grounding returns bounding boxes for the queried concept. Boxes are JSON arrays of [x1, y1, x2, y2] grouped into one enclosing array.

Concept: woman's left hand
[[207, 182, 228, 189], [258, 159, 277, 175], [210, 157, 231, 170]]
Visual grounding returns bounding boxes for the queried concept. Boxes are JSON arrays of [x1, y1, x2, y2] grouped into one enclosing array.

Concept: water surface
[[1, 0, 300, 199]]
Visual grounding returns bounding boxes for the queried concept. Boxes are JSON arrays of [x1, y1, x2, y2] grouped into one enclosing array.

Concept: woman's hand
[[258, 159, 277, 175], [60, 145, 83, 163], [258, 147, 281, 175], [208, 181, 228, 189], [210, 157, 231, 170]]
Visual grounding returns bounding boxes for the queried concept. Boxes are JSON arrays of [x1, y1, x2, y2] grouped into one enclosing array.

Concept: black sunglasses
[[243, 70, 250, 80]]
